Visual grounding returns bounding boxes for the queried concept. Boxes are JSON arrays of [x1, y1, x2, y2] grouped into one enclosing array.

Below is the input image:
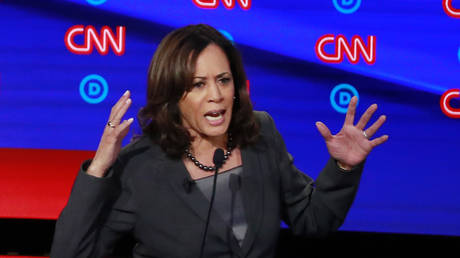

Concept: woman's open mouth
[[204, 109, 226, 125]]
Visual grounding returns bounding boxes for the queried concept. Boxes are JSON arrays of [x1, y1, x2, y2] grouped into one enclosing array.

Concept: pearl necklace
[[185, 134, 233, 172]]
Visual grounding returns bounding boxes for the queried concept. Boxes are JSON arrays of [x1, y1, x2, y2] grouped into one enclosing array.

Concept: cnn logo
[[440, 89, 460, 118], [65, 25, 126, 56], [315, 34, 376, 65], [192, 0, 251, 10], [443, 0, 460, 18]]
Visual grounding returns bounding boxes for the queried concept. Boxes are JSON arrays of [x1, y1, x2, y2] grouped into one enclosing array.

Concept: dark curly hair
[[138, 24, 260, 158]]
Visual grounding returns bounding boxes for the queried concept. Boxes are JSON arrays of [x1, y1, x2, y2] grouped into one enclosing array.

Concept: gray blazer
[[50, 111, 364, 258]]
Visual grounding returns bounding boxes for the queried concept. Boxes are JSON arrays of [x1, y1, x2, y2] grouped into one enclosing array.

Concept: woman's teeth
[[205, 113, 223, 121]]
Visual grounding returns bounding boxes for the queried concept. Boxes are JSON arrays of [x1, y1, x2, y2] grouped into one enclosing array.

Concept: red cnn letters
[[65, 25, 126, 56], [315, 34, 376, 65], [192, 0, 251, 10], [443, 0, 460, 18], [440, 89, 460, 118]]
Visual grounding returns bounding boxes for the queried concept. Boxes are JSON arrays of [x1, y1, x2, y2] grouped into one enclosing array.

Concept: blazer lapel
[[240, 145, 264, 257], [164, 157, 234, 246]]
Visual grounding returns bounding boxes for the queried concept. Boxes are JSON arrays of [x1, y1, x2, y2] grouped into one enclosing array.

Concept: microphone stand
[[199, 149, 224, 258]]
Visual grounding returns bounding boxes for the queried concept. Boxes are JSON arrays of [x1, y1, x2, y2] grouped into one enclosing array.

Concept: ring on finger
[[363, 131, 369, 139], [107, 121, 116, 128]]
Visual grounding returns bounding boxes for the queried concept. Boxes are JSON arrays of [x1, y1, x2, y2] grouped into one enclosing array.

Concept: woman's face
[[178, 44, 235, 139]]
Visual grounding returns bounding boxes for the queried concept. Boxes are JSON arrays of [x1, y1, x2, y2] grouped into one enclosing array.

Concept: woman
[[51, 24, 388, 258]]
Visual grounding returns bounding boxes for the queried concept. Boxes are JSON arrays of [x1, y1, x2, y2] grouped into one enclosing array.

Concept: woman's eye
[[220, 77, 231, 84], [193, 82, 204, 88]]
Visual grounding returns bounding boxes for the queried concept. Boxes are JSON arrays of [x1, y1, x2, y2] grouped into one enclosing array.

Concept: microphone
[[199, 148, 225, 258], [213, 148, 225, 170]]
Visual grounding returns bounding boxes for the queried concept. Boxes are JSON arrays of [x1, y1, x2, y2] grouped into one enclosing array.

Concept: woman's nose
[[208, 82, 224, 103]]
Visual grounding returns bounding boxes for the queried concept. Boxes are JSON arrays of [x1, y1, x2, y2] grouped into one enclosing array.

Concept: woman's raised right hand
[[86, 90, 134, 178]]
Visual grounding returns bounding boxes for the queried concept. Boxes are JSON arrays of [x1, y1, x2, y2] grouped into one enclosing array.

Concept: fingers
[[365, 115, 386, 138], [105, 90, 133, 137], [109, 90, 131, 122], [106, 118, 134, 144], [111, 97, 132, 125], [370, 135, 389, 148], [116, 118, 134, 137], [356, 104, 377, 130], [315, 121, 333, 141], [101, 117, 134, 148], [89, 118, 134, 178], [90, 92, 133, 178], [344, 96, 358, 126]]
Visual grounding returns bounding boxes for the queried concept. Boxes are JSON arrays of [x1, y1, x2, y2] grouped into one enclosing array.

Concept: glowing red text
[[443, 0, 460, 18], [192, 0, 251, 10], [440, 89, 460, 118], [65, 25, 126, 56], [315, 34, 376, 65]]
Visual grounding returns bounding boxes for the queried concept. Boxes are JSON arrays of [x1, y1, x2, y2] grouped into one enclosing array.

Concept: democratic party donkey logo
[[65, 25, 126, 56], [315, 34, 376, 65], [332, 0, 361, 14], [458, 47, 460, 63], [80, 74, 109, 104], [86, 0, 107, 5], [443, 0, 460, 18], [193, 0, 251, 10], [330, 84, 359, 113]]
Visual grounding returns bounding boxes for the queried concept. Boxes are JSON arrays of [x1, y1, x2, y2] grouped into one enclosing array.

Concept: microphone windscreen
[[213, 148, 225, 169]]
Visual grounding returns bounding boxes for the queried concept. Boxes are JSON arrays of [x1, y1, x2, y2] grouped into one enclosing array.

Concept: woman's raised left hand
[[315, 96, 388, 170]]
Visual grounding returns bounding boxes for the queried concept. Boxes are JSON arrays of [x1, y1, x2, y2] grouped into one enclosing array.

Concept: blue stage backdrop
[[1, 0, 459, 236]]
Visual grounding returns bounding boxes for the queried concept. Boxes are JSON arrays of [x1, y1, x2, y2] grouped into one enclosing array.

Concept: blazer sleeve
[[261, 111, 364, 237], [50, 159, 136, 258]]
